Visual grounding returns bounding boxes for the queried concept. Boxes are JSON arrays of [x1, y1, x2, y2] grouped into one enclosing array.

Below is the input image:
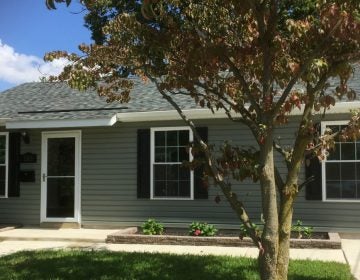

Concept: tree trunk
[[276, 196, 294, 280], [258, 132, 279, 280]]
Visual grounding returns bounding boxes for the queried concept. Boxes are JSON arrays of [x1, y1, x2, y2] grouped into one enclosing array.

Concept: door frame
[[40, 130, 82, 223]]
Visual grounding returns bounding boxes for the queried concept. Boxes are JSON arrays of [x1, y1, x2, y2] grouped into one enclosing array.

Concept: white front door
[[41, 131, 81, 223]]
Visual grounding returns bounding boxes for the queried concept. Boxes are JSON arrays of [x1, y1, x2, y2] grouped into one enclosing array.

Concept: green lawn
[[0, 250, 353, 280]]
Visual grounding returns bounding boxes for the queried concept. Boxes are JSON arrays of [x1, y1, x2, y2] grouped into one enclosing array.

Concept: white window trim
[[321, 121, 360, 203], [0, 132, 8, 199], [150, 126, 194, 200]]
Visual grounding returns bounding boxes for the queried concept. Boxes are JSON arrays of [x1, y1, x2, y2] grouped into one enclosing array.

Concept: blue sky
[[0, 1, 92, 91]]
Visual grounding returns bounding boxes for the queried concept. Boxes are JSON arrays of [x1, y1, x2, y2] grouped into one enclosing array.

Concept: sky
[[0, 1, 92, 91]]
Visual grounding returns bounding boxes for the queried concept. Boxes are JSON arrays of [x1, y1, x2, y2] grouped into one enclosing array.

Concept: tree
[[45, 1, 360, 279]]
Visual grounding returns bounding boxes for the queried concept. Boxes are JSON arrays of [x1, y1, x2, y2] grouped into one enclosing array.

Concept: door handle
[[42, 173, 47, 182]]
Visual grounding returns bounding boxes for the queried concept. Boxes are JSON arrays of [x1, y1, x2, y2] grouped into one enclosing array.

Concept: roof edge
[[5, 115, 117, 129]]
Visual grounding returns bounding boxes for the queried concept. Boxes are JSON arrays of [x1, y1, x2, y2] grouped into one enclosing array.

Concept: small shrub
[[239, 222, 261, 239], [142, 219, 164, 235], [189, 222, 217, 237], [292, 220, 313, 239]]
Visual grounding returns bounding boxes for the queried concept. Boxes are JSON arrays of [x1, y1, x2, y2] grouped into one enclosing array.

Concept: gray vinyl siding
[[0, 130, 41, 225], [0, 115, 360, 231]]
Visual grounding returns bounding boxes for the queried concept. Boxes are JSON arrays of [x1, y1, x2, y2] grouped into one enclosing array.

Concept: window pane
[[154, 181, 166, 197], [46, 177, 74, 218], [341, 162, 356, 180], [167, 131, 178, 146], [326, 163, 340, 181], [167, 181, 179, 196], [327, 143, 340, 161], [0, 150, 5, 164], [341, 143, 355, 160], [155, 147, 165, 162], [179, 147, 189, 162], [167, 164, 179, 181], [179, 181, 190, 197], [357, 163, 360, 181], [0, 136, 5, 149], [357, 142, 360, 160], [0, 166, 5, 196], [179, 166, 190, 180], [47, 138, 75, 176], [179, 130, 189, 146], [342, 181, 356, 199], [328, 125, 340, 133], [155, 131, 165, 147], [327, 181, 341, 199], [167, 147, 178, 162], [154, 165, 166, 180]]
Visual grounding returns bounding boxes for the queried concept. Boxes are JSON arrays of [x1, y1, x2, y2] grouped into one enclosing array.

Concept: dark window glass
[[179, 130, 189, 146], [327, 143, 340, 161], [179, 181, 191, 197], [47, 138, 75, 176], [155, 147, 165, 162], [0, 166, 5, 196], [154, 165, 166, 180], [167, 181, 178, 196], [155, 131, 165, 147], [342, 181, 356, 199], [167, 165, 178, 181], [167, 131, 178, 146], [154, 181, 166, 196], [326, 181, 341, 199], [46, 177, 74, 218], [0, 150, 5, 164], [0, 136, 5, 149], [179, 166, 190, 180], [341, 143, 355, 160], [326, 163, 340, 181], [167, 147, 178, 162], [179, 147, 189, 162], [357, 163, 360, 181], [357, 142, 360, 160], [341, 162, 356, 180]]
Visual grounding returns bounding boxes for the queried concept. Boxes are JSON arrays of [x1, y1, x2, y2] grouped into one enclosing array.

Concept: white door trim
[[41, 130, 82, 223]]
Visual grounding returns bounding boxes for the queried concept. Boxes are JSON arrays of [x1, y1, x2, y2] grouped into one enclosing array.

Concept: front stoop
[[40, 222, 81, 229], [106, 231, 342, 249], [0, 224, 22, 233]]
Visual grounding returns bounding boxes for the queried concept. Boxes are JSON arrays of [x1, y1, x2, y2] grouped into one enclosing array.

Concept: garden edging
[[106, 231, 341, 249]]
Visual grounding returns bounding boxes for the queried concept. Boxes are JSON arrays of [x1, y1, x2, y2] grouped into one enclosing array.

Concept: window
[[150, 127, 193, 200], [322, 121, 360, 201], [0, 133, 8, 198]]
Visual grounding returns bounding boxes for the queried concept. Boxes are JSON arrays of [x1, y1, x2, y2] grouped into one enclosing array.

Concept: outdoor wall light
[[21, 131, 30, 144]]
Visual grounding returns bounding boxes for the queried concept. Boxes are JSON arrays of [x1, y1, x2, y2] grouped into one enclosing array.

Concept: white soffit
[[5, 114, 117, 129], [117, 102, 360, 122]]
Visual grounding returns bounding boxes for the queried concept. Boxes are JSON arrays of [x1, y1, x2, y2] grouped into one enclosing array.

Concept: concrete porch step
[[0, 227, 136, 243]]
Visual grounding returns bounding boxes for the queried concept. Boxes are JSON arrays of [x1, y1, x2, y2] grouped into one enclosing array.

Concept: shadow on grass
[[0, 250, 353, 280]]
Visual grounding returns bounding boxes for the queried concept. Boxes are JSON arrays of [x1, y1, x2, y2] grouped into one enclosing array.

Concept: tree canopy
[[45, 1, 360, 279]]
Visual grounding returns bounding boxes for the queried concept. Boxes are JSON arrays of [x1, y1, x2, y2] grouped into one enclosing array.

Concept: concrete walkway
[[0, 228, 357, 279]]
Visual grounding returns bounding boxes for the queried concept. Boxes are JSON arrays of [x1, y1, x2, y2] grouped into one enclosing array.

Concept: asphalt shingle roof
[[0, 72, 359, 122], [0, 80, 198, 121]]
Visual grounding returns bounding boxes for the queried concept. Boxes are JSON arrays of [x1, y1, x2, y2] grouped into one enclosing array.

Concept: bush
[[189, 222, 217, 237], [239, 222, 261, 239], [292, 220, 313, 239], [142, 219, 164, 235]]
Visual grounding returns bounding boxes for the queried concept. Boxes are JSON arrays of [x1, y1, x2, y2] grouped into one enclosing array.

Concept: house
[[0, 81, 359, 232]]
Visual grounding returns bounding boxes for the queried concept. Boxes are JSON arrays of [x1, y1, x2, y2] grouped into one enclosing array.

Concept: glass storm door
[[41, 131, 81, 223]]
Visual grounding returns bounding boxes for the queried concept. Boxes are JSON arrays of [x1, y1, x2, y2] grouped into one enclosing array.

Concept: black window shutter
[[194, 127, 209, 199], [305, 154, 322, 200], [305, 123, 322, 200], [137, 129, 150, 198], [8, 132, 21, 197]]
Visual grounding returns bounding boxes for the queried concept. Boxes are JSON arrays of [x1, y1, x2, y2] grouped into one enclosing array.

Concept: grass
[[0, 250, 353, 280]]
